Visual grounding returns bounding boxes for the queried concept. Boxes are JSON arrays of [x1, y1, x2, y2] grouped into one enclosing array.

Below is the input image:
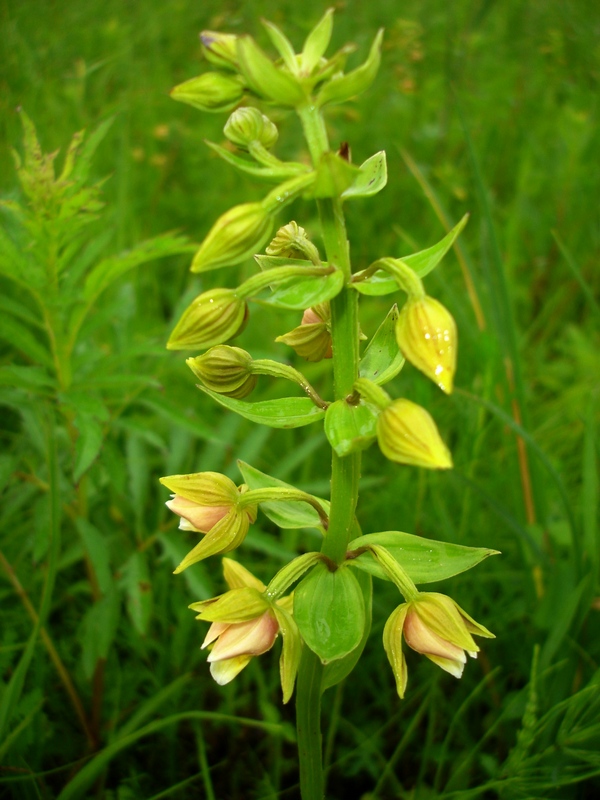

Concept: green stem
[[294, 102, 363, 800]]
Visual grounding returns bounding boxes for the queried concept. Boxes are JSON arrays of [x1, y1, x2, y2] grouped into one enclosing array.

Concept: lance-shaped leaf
[[294, 563, 366, 664], [342, 151, 387, 200], [324, 399, 378, 457], [238, 460, 329, 531], [237, 35, 306, 105], [198, 386, 326, 428], [347, 530, 499, 584], [359, 305, 405, 386], [352, 214, 469, 296], [301, 8, 334, 75], [322, 569, 372, 690], [256, 269, 344, 310], [316, 29, 383, 107]]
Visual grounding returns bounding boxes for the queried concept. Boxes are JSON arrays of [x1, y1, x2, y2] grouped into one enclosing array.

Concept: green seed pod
[[170, 72, 244, 113], [377, 398, 452, 469], [187, 345, 257, 399], [167, 288, 248, 351], [192, 202, 274, 273], [200, 31, 239, 71], [224, 107, 278, 150]]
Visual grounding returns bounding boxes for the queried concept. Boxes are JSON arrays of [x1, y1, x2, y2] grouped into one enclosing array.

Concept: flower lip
[[205, 611, 279, 662], [166, 494, 230, 533]]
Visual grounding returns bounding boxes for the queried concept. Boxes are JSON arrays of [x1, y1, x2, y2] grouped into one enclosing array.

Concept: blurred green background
[[1, 0, 599, 798]]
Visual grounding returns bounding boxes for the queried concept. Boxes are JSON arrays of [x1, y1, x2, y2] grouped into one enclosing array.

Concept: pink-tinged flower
[[276, 302, 332, 362], [383, 592, 494, 697], [190, 559, 301, 701], [160, 473, 258, 571], [203, 611, 280, 685]]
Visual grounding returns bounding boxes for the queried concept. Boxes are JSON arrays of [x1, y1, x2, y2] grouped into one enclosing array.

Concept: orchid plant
[[161, 10, 497, 798]]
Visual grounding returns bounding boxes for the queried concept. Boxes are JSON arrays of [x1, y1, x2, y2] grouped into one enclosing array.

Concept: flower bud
[[395, 296, 457, 394], [170, 72, 244, 113], [377, 398, 452, 469], [200, 31, 239, 70], [192, 202, 273, 273], [224, 107, 278, 150], [187, 345, 257, 399], [266, 221, 320, 263], [275, 303, 332, 362], [167, 288, 248, 351]]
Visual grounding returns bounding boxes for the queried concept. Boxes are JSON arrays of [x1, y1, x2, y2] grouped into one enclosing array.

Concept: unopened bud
[[200, 30, 239, 70], [377, 398, 452, 469], [396, 296, 457, 394], [276, 303, 332, 362], [224, 107, 278, 150], [170, 72, 244, 113], [167, 288, 248, 351], [192, 202, 273, 273], [187, 345, 257, 398], [266, 221, 320, 263]]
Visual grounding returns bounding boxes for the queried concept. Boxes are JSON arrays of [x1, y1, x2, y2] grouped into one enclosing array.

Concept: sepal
[[316, 29, 383, 107], [236, 35, 306, 105]]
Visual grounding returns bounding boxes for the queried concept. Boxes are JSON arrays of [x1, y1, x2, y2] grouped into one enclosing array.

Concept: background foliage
[[1, 0, 599, 798]]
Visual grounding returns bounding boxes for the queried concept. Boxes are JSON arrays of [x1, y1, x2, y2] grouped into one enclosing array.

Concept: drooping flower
[[190, 559, 301, 701], [276, 302, 332, 362], [160, 473, 257, 571], [383, 592, 494, 697]]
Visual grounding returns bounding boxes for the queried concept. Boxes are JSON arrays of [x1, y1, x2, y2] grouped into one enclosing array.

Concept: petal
[[166, 495, 230, 533], [404, 610, 465, 661], [210, 655, 253, 685], [202, 621, 229, 649], [207, 612, 279, 662], [222, 558, 266, 592], [427, 653, 465, 679]]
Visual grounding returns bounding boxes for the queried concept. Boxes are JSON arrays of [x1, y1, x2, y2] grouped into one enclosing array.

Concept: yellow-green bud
[[266, 221, 320, 263], [192, 202, 273, 273], [167, 288, 247, 351], [187, 345, 257, 399], [224, 107, 278, 150], [200, 31, 239, 71], [395, 296, 457, 394], [377, 398, 452, 469], [170, 72, 244, 113]]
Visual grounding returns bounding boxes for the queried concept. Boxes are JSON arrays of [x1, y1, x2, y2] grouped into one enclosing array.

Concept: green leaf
[[301, 8, 334, 74], [198, 386, 326, 428], [83, 233, 193, 303], [237, 460, 330, 531], [352, 214, 469, 296], [324, 400, 378, 457], [0, 314, 53, 367], [316, 29, 383, 107], [122, 551, 153, 636], [0, 365, 54, 393], [257, 269, 344, 310], [359, 304, 405, 385], [205, 140, 308, 182], [64, 393, 110, 482], [294, 563, 366, 664], [311, 151, 361, 199], [80, 590, 121, 680], [262, 20, 298, 74], [322, 570, 372, 690], [237, 36, 305, 105], [76, 518, 113, 595], [342, 151, 387, 200], [347, 530, 499, 584]]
